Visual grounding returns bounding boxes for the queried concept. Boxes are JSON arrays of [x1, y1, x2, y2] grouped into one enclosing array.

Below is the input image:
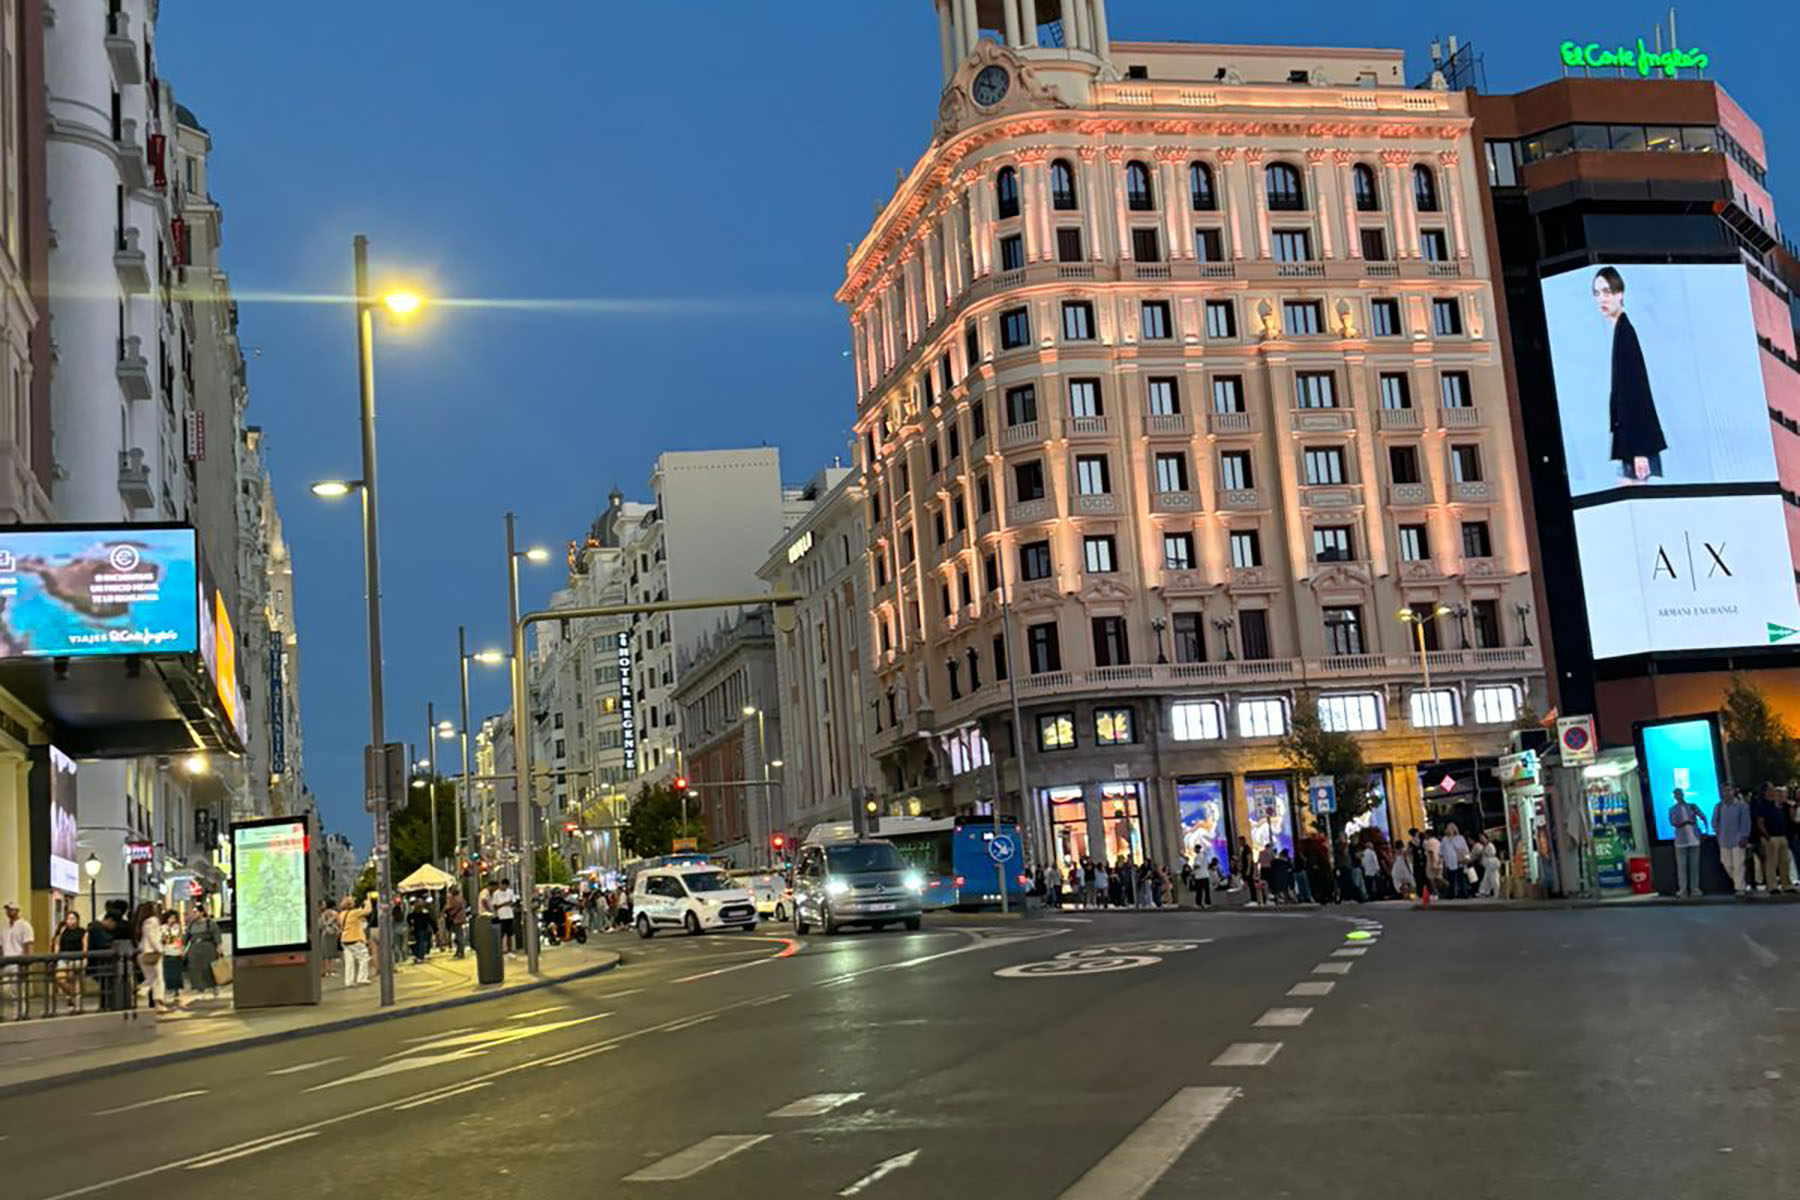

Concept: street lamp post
[[505, 514, 551, 975], [743, 706, 775, 868], [84, 853, 102, 922], [426, 701, 440, 868], [456, 633, 506, 878], [1399, 604, 1454, 765]]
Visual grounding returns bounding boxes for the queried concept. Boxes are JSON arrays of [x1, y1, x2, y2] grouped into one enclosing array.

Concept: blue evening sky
[[154, 3, 1787, 853]]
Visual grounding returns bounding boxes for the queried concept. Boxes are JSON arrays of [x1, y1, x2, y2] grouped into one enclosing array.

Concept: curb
[[1412, 895, 1800, 912], [0, 952, 622, 1099]]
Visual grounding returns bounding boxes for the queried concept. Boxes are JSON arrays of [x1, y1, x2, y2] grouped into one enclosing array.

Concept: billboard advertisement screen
[[47, 746, 78, 893], [0, 528, 198, 658], [1177, 780, 1232, 878], [1572, 494, 1800, 658], [1636, 715, 1725, 843], [1540, 263, 1776, 496], [230, 818, 311, 953]]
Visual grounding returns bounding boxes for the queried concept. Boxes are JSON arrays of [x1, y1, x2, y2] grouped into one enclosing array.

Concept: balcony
[[1377, 407, 1422, 431], [1388, 482, 1431, 506], [1006, 497, 1054, 525], [1440, 405, 1482, 429], [1207, 410, 1253, 435], [1198, 264, 1237, 280], [996, 269, 1026, 291], [116, 118, 147, 188], [1145, 412, 1190, 436], [1001, 420, 1042, 449], [1133, 264, 1173, 280], [1229, 565, 1274, 590], [1291, 407, 1353, 434], [1066, 415, 1109, 439], [1365, 262, 1400, 278], [1217, 487, 1263, 511], [1057, 265, 1095, 280], [114, 227, 150, 294], [118, 449, 153, 509], [1275, 262, 1326, 279], [1451, 480, 1492, 503], [1300, 485, 1361, 510], [117, 336, 152, 400], [1426, 261, 1467, 278], [1074, 493, 1119, 515], [1151, 490, 1198, 513], [105, 12, 141, 83]]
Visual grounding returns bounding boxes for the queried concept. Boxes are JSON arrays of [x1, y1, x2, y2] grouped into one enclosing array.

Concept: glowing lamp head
[[524, 547, 551, 564], [310, 480, 355, 499], [381, 290, 423, 317], [84, 853, 103, 880], [182, 753, 210, 776], [473, 649, 506, 665]]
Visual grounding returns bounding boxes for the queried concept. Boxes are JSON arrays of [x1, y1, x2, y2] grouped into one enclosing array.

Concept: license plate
[[867, 902, 897, 912]]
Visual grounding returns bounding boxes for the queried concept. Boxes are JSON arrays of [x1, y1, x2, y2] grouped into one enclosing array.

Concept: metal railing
[[0, 946, 138, 1022]]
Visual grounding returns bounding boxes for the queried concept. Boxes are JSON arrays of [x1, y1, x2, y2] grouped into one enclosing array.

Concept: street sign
[[671, 837, 698, 853], [1557, 715, 1597, 766], [1307, 775, 1336, 815], [986, 832, 1017, 864]]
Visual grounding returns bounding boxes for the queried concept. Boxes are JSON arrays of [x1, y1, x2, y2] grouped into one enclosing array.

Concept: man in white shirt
[[1440, 824, 1470, 898], [490, 881, 518, 955], [1668, 788, 1709, 898], [2, 901, 34, 1007]]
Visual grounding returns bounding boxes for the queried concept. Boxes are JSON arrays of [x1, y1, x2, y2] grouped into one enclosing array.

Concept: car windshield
[[826, 843, 904, 872], [681, 871, 735, 894]]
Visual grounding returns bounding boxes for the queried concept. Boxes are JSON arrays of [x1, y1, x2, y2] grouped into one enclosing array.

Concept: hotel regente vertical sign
[[616, 631, 636, 775]]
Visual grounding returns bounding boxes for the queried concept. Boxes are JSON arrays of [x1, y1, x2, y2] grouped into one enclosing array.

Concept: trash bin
[[471, 913, 504, 984], [1627, 855, 1653, 895]]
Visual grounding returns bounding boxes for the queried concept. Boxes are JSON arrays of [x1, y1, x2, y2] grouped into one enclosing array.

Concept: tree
[[619, 782, 707, 859], [1721, 673, 1800, 789], [386, 777, 459, 884], [534, 846, 572, 885], [1279, 693, 1375, 841]]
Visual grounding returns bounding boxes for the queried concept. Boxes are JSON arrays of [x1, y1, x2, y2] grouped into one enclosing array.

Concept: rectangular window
[[1318, 693, 1383, 733], [898, 462, 910, 495], [1360, 227, 1389, 260], [1390, 445, 1421, 484], [947, 425, 961, 461], [1155, 452, 1190, 493], [939, 581, 953, 616], [971, 400, 987, 440], [1075, 455, 1110, 495], [901, 529, 914, 561], [1420, 229, 1449, 261], [999, 234, 1025, 271], [1092, 616, 1130, 667], [1472, 683, 1520, 725], [1409, 689, 1460, 728], [1062, 301, 1095, 341], [952, 495, 966, 533], [1406, 602, 1442, 651], [1229, 529, 1262, 568], [1038, 713, 1076, 751], [922, 371, 936, 409], [1461, 520, 1493, 559], [1219, 451, 1253, 491], [1005, 384, 1038, 426], [933, 509, 947, 545], [1020, 540, 1052, 580], [1239, 608, 1272, 659], [992, 632, 1007, 680], [1283, 300, 1323, 335], [1095, 707, 1136, 745], [1294, 372, 1336, 408], [1000, 307, 1031, 349], [1068, 378, 1102, 418], [1398, 524, 1429, 562], [1440, 371, 1471, 408], [1485, 140, 1519, 187], [1378, 372, 1411, 410], [1131, 227, 1162, 262], [1323, 606, 1364, 655], [1370, 297, 1401, 337], [978, 472, 993, 514], [929, 440, 941, 475], [1171, 699, 1225, 741], [1056, 226, 1084, 263], [1147, 377, 1180, 415], [1194, 227, 1224, 261], [939, 353, 954, 395], [1451, 445, 1482, 483], [1164, 533, 1194, 570], [1205, 300, 1237, 339], [983, 551, 998, 592], [1141, 300, 1173, 340], [1272, 229, 1313, 262], [1237, 697, 1289, 739], [1027, 622, 1061, 673], [1303, 447, 1345, 486], [1083, 535, 1117, 573], [1313, 525, 1353, 562], [1471, 599, 1502, 649], [1172, 612, 1204, 663], [964, 322, 981, 373], [1211, 376, 1245, 413], [1431, 298, 1463, 336], [1014, 460, 1046, 502]]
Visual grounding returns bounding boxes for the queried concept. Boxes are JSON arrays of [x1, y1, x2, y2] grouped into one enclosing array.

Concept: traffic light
[[564, 822, 578, 834], [674, 775, 689, 793], [770, 833, 786, 851]]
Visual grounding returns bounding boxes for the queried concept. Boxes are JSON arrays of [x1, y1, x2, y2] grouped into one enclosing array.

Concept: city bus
[[805, 815, 1028, 910]]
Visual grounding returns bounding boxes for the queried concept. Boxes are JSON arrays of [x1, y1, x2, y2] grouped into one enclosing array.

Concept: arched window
[[1265, 162, 1304, 211], [1189, 161, 1217, 211], [1125, 160, 1155, 211], [1352, 164, 1379, 212], [1412, 164, 1439, 212], [996, 166, 1020, 219], [1049, 158, 1078, 211]]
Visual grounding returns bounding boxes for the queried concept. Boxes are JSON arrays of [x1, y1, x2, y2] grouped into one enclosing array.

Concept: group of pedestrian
[[1678, 782, 1800, 897], [1382, 825, 1501, 900], [1043, 856, 1183, 909], [2, 898, 222, 1013]]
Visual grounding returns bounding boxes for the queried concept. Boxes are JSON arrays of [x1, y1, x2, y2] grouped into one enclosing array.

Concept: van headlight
[[825, 879, 850, 897], [902, 872, 924, 893]]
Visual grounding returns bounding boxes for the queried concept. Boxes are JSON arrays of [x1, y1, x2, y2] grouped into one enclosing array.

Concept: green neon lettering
[[1562, 37, 1709, 77]]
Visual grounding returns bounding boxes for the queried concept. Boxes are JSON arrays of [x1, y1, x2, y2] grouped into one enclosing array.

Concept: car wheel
[[684, 911, 702, 937], [775, 904, 787, 923], [636, 914, 655, 939], [904, 915, 922, 931], [822, 904, 840, 936]]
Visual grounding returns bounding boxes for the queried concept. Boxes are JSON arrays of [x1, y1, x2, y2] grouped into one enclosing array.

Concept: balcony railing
[[1426, 261, 1467, 278], [1451, 480, 1492, 503], [1365, 262, 1401, 278], [1217, 487, 1263, 511], [1005, 646, 1542, 697], [1074, 492, 1120, 514], [1145, 412, 1190, 436], [1067, 415, 1109, 437], [1440, 405, 1481, 428], [1133, 264, 1173, 280], [1388, 482, 1431, 506], [1198, 264, 1237, 279], [1152, 490, 1198, 513], [1378, 407, 1422, 430], [1006, 497, 1054, 524], [1207, 410, 1253, 434], [1057, 265, 1096, 280], [1275, 262, 1326, 278], [1001, 420, 1042, 448], [105, 13, 141, 84]]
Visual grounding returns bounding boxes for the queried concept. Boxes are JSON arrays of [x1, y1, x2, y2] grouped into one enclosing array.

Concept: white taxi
[[728, 870, 792, 922], [633, 864, 759, 937]]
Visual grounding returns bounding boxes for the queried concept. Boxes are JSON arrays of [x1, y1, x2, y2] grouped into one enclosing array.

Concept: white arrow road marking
[[1254, 1007, 1312, 1028], [1287, 981, 1335, 997], [94, 1090, 208, 1115], [380, 1013, 610, 1059], [184, 1131, 318, 1170], [1056, 1087, 1239, 1199], [1212, 1042, 1282, 1067], [623, 1135, 770, 1182], [312, 1014, 611, 1089], [267, 1057, 347, 1076], [839, 1149, 920, 1195], [769, 1092, 864, 1118]]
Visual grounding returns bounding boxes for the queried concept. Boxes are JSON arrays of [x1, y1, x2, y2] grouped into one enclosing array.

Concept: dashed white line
[[1253, 1007, 1312, 1028], [508, 1005, 568, 1020], [1332, 947, 1368, 958], [1055, 1087, 1239, 1199], [662, 1014, 718, 1033], [1313, 961, 1353, 975], [94, 1090, 208, 1115], [184, 1132, 318, 1170], [623, 1134, 770, 1182], [267, 1057, 347, 1077], [1287, 981, 1335, 997], [749, 992, 791, 1007], [769, 1092, 864, 1118], [596, 988, 644, 999], [1211, 1042, 1282, 1067], [394, 1081, 492, 1111], [402, 1026, 474, 1043]]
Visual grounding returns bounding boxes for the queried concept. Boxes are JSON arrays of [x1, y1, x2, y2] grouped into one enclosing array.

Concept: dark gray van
[[793, 837, 923, 934]]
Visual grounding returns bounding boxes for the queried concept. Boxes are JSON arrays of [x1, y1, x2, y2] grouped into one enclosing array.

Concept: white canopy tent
[[396, 863, 457, 893]]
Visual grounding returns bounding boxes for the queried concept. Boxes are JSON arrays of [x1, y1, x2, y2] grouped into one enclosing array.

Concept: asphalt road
[[7, 905, 1798, 1198]]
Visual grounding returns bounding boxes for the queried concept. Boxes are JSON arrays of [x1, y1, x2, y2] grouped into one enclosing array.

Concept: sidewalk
[[0, 939, 621, 1097], [1414, 891, 1800, 912]]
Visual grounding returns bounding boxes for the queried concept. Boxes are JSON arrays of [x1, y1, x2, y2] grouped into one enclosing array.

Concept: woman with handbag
[[133, 903, 165, 1010], [184, 904, 221, 997]]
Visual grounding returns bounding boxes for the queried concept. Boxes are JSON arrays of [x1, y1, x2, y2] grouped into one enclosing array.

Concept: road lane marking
[[184, 1132, 318, 1170], [622, 1134, 770, 1182], [1212, 1042, 1282, 1067], [267, 1057, 347, 1076], [394, 1081, 492, 1110], [377, 1013, 611, 1060], [1743, 933, 1779, 968], [596, 988, 644, 999], [662, 1014, 717, 1032], [1253, 1007, 1312, 1027], [1331, 947, 1368, 957], [94, 1090, 207, 1115], [671, 937, 799, 983], [1287, 981, 1335, 997], [508, 1005, 568, 1020], [750, 992, 790, 1007], [1055, 1086, 1239, 1199], [402, 1026, 474, 1043], [839, 1149, 920, 1195], [1313, 962, 1353, 975], [534, 1044, 616, 1069], [769, 1092, 864, 1118]]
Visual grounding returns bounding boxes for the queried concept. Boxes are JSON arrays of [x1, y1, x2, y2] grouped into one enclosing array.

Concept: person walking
[[133, 903, 165, 1010], [184, 904, 221, 999], [407, 897, 434, 964], [1391, 839, 1417, 899], [1195, 859, 1215, 909], [491, 879, 519, 954], [1359, 844, 1382, 901], [159, 910, 185, 1004], [1406, 831, 1429, 901], [1753, 786, 1794, 894], [338, 896, 370, 987], [1080, 860, 1096, 910], [1712, 788, 1752, 895], [1439, 824, 1470, 899], [1666, 787, 1709, 898], [2, 899, 34, 1013], [1477, 837, 1502, 898], [443, 889, 468, 959]]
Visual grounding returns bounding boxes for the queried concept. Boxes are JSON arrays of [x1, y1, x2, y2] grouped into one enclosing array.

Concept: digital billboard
[[1540, 264, 1777, 496], [1572, 494, 1800, 658], [0, 528, 198, 658], [230, 817, 311, 954], [1636, 715, 1726, 843], [1177, 780, 1232, 878], [47, 747, 78, 893]]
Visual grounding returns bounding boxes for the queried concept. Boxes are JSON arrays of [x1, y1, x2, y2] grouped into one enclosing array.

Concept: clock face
[[971, 65, 1011, 108]]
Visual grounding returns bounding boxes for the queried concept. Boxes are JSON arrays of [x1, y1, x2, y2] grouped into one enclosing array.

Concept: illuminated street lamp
[[84, 853, 102, 921], [456, 627, 510, 883]]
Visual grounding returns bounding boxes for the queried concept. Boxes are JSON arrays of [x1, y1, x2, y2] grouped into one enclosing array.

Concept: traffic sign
[[986, 833, 1017, 864], [1557, 715, 1597, 766], [1307, 775, 1336, 815]]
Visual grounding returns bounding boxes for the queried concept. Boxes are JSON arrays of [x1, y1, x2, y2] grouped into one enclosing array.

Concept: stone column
[[1382, 150, 1414, 257], [1079, 146, 1106, 261], [1244, 148, 1271, 260], [921, 231, 941, 325], [1156, 150, 1187, 258], [960, 0, 980, 55], [1216, 148, 1246, 259], [1091, 0, 1111, 58], [964, 169, 990, 278], [941, 204, 963, 300], [1335, 150, 1360, 258], [1105, 147, 1130, 260], [1003, 0, 1021, 46], [1021, 0, 1039, 46], [1441, 151, 1469, 260], [1070, 0, 1091, 51], [937, 0, 956, 84], [1305, 149, 1333, 259]]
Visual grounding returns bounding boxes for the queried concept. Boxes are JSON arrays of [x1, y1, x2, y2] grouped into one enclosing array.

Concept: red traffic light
[[770, 833, 786, 849], [564, 822, 578, 833], [674, 775, 690, 791]]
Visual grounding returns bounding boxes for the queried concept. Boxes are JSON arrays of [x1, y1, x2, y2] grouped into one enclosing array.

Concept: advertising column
[[230, 813, 321, 1008]]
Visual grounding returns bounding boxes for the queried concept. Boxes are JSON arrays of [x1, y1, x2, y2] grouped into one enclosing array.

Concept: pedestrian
[[1195, 859, 1214, 909], [52, 909, 85, 1010], [339, 896, 370, 987], [184, 903, 221, 999], [443, 889, 468, 959], [407, 897, 434, 964], [317, 899, 342, 979], [1439, 824, 1470, 899], [1095, 862, 1111, 908], [1114, 858, 1133, 909], [1, 899, 33, 1012], [133, 903, 165, 1010], [1477, 837, 1501, 898], [1359, 844, 1381, 900], [159, 910, 185, 1004], [85, 902, 119, 1010], [1407, 830, 1429, 901], [1391, 840, 1417, 898], [491, 879, 518, 953], [1713, 787, 1752, 895], [1752, 785, 1794, 893], [1666, 787, 1709, 898]]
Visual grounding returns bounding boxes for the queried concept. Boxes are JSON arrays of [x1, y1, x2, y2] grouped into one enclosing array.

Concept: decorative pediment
[[1079, 577, 1134, 605], [1012, 583, 1062, 611], [934, 42, 1070, 143], [1308, 563, 1371, 592]]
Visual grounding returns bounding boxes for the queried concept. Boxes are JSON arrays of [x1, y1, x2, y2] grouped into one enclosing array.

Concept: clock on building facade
[[971, 65, 1010, 108]]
